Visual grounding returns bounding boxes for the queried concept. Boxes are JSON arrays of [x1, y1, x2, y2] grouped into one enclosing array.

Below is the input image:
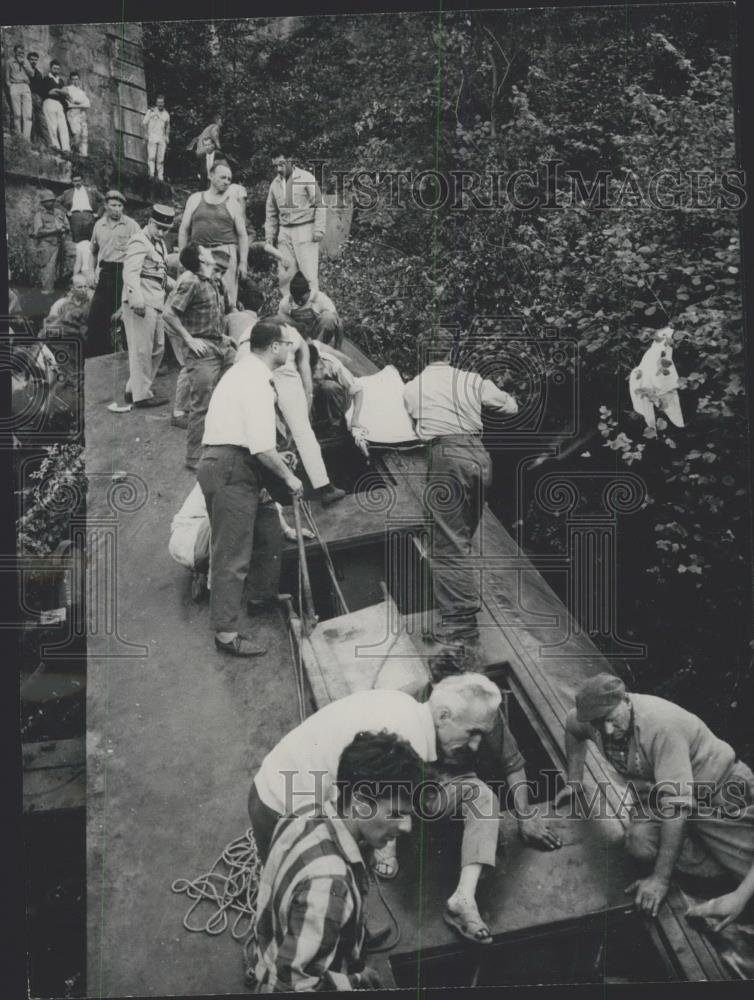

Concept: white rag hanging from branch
[[629, 326, 684, 429]]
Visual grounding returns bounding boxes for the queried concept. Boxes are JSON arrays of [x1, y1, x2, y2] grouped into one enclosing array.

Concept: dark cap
[[575, 673, 627, 724], [150, 204, 175, 228], [105, 189, 126, 204]]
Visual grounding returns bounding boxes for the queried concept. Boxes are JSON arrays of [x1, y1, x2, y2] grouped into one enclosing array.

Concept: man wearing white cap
[[122, 204, 175, 407], [558, 673, 754, 917]]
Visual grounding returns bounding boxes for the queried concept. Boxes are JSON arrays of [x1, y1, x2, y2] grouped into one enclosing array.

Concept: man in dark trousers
[[197, 317, 303, 657], [403, 328, 518, 674], [57, 171, 104, 243], [87, 191, 140, 357], [26, 51, 50, 145], [162, 243, 236, 470]]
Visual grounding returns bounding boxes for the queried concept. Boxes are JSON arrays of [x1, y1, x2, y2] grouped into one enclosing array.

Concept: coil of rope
[[171, 827, 261, 943]]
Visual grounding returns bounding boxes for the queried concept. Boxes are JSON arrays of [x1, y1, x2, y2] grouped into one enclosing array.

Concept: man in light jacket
[[265, 154, 326, 295]]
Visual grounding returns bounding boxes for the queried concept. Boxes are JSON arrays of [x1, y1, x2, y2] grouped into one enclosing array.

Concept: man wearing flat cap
[[87, 190, 140, 357], [122, 204, 175, 407], [558, 673, 754, 917]]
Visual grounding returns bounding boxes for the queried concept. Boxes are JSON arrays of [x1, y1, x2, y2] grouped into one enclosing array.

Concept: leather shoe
[[124, 390, 133, 404], [214, 634, 267, 657], [133, 395, 169, 408], [171, 414, 188, 429]]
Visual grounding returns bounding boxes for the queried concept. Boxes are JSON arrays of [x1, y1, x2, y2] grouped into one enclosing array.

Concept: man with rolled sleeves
[[33, 190, 74, 294], [265, 154, 326, 295], [197, 316, 303, 657], [122, 204, 174, 408], [87, 190, 140, 357], [558, 674, 754, 918], [403, 328, 519, 675]]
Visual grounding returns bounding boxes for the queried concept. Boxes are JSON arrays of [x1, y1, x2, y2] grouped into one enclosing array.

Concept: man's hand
[[131, 302, 146, 317], [626, 874, 670, 918], [187, 336, 210, 357], [518, 815, 563, 850], [285, 473, 304, 496], [686, 891, 747, 932], [312, 232, 325, 243], [356, 966, 383, 990], [238, 262, 248, 278]]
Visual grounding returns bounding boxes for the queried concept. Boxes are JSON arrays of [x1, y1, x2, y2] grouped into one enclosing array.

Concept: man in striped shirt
[[251, 730, 424, 992]]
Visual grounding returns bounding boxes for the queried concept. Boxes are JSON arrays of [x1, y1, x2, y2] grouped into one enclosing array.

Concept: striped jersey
[[251, 804, 369, 992]]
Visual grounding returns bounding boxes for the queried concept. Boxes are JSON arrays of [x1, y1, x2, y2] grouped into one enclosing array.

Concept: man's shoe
[[185, 460, 199, 471], [171, 414, 189, 429], [214, 634, 267, 657], [124, 390, 133, 404], [317, 483, 346, 506], [133, 395, 169, 408]]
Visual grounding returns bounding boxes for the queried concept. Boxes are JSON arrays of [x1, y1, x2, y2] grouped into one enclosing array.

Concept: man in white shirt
[[143, 95, 170, 180], [265, 154, 326, 294], [249, 674, 561, 944], [57, 171, 104, 243], [403, 329, 518, 673], [197, 316, 303, 657], [64, 71, 90, 156]]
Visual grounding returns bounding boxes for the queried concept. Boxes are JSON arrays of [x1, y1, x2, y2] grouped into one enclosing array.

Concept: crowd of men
[[8, 66, 754, 991]]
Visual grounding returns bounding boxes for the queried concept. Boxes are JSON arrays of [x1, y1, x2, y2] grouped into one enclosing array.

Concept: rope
[[171, 828, 261, 942]]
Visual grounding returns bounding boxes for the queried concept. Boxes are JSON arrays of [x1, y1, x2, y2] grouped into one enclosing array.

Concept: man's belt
[[280, 219, 314, 228], [70, 209, 94, 215]]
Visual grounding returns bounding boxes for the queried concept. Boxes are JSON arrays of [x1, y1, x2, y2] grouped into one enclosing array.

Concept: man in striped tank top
[[250, 730, 423, 992], [178, 160, 248, 309]]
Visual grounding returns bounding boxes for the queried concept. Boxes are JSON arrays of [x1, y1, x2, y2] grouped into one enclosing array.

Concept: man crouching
[[249, 730, 424, 992]]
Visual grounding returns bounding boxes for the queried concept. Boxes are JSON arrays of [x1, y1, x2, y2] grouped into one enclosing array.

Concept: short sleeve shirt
[[202, 353, 276, 455], [165, 272, 224, 341]]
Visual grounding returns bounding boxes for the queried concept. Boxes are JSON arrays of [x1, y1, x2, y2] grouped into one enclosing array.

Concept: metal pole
[[292, 495, 317, 635]]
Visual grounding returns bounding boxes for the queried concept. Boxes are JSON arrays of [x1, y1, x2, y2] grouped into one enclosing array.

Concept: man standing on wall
[[88, 190, 140, 358], [187, 114, 222, 177], [122, 204, 175, 408], [27, 51, 50, 146], [265, 154, 326, 295], [178, 160, 248, 308], [41, 59, 70, 151], [64, 71, 91, 156], [143, 95, 170, 181], [5, 44, 33, 141]]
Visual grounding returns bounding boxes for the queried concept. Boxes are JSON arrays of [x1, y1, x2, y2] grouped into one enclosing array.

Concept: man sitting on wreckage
[[556, 673, 754, 917], [248, 675, 562, 946]]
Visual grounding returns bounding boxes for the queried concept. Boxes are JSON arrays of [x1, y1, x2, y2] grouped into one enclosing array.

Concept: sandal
[[372, 843, 399, 880], [443, 898, 492, 945]]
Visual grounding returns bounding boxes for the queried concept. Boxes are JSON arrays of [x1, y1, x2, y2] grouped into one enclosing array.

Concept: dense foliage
[[143, 9, 751, 751]]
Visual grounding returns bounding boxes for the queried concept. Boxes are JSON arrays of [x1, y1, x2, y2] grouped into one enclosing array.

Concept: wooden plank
[[106, 23, 143, 47], [23, 737, 85, 813], [108, 36, 144, 66]]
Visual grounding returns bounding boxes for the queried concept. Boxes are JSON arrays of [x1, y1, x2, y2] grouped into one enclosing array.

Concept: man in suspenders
[[178, 160, 248, 308]]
